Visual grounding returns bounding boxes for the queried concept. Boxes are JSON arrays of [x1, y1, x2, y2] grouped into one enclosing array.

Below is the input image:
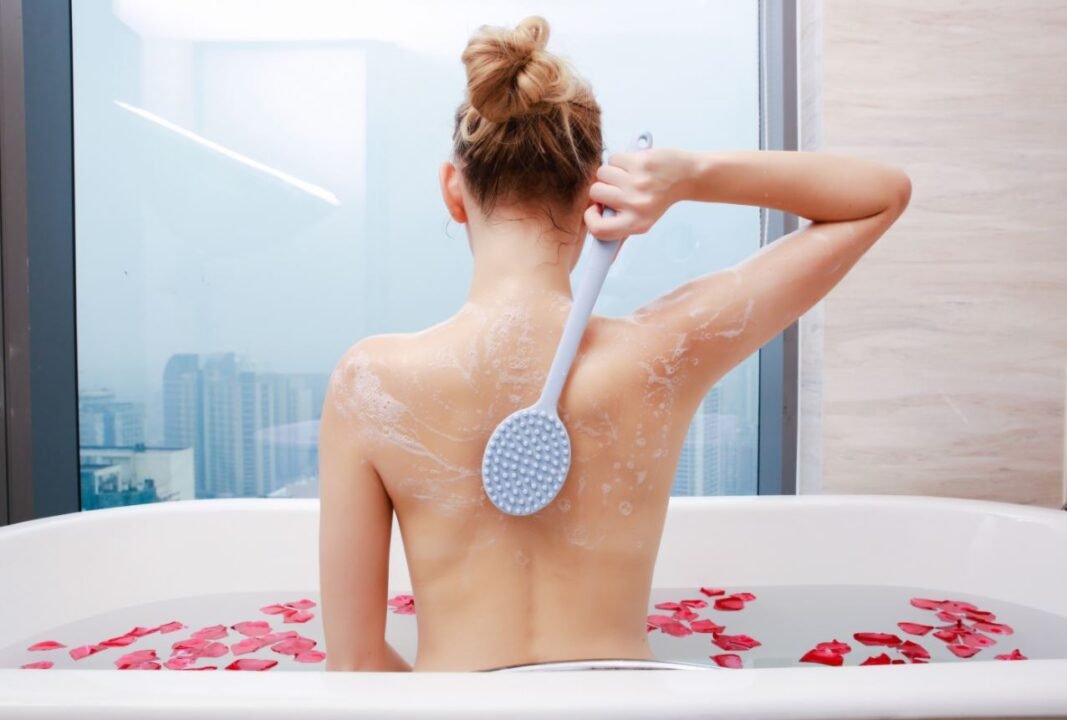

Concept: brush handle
[[536, 132, 654, 410]]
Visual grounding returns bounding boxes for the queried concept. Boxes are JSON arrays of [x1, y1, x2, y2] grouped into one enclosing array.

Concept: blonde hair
[[453, 16, 603, 214]]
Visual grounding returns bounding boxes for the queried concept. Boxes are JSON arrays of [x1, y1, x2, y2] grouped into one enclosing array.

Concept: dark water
[[2, 585, 1065, 670]]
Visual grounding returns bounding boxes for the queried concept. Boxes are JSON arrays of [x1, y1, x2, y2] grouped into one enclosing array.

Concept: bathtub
[[1, 495, 1065, 719]]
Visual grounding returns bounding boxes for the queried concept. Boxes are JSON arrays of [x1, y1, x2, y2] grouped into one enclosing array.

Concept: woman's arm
[[319, 350, 412, 672], [585, 149, 910, 387]]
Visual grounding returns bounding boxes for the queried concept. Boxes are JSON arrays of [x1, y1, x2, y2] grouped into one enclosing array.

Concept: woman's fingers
[[588, 181, 627, 210], [583, 204, 632, 242], [595, 163, 630, 186]]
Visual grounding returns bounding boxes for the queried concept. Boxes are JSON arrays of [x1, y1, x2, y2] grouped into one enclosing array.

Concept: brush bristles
[[482, 409, 571, 515]]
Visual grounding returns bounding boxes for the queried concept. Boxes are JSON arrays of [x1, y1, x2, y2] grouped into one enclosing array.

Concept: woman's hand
[[584, 148, 698, 241]]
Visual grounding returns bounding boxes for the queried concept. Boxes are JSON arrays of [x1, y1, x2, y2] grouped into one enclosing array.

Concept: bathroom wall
[[819, 1, 1067, 507]]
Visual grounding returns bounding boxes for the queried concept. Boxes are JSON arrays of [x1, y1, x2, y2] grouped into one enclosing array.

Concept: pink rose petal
[[20, 661, 54, 669], [660, 621, 693, 637], [232, 621, 272, 637], [118, 661, 161, 670], [287, 599, 317, 610], [116, 649, 158, 667], [198, 642, 229, 658], [271, 637, 317, 655], [734, 593, 756, 602], [27, 641, 66, 652], [99, 634, 139, 648], [164, 656, 195, 670], [962, 633, 996, 649], [815, 639, 852, 655], [699, 587, 726, 597], [860, 653, 892, 666], [654, 602, 682, 611], [261, 631, 299, 642], [672, 607, 699, 622], [127, 626, 158, 638], [964, 609, 996, 622], [70, 644, 105, 661], [172, 638, 208, 652], [192, 625, 229, 640], [156, 621, 185, 634], [710, 653, 743, 669], [690, 619, 725, 634], [910, 598, 944, 610], [936, 611, 962, 623], [897, 622, 933, 636], [712, 633, 761, 652], [231, 637, 274, 655], [283, 609, 315, 623], [713, 596, 745, 612], [295, 650, 327, 664], [853, 633, 903, 647], [933, 629, 960, 643], [800, 647, 844, 667], [260, 604, 290, 615], [177, 665, 218, 671], [680, 599, 708, 609], [973, 620, 1014, 636], [646, 615, 674, 628], [947, 644, 981, 659], [225, 658, 277, 671], [995, 649, 1027, 661], [941, 601, 978, 613], [387, 595, 416, 615]]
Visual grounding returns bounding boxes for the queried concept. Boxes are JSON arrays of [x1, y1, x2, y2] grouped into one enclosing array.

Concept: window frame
[[0, 0, 800, 525]]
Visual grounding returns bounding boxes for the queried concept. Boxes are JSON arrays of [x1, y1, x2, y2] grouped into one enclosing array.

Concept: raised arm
[[585, 149, 911, 390]]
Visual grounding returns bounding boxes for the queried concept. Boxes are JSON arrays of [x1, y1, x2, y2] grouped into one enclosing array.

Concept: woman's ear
[[439, 162, 467, 224]]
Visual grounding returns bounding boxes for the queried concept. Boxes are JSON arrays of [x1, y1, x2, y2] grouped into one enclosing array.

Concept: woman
[[319, 16, 910, 672]]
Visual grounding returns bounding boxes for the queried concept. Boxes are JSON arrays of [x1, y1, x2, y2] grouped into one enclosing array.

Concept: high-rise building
[[78, 389, 145, 447], [79, 444, 195, 509]]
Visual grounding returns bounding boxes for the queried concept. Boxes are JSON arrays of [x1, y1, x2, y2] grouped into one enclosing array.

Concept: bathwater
[[2, 586, 1064, 670]]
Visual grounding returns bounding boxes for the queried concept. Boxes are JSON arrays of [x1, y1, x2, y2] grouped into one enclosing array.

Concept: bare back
[[327, 295, 706, 671]]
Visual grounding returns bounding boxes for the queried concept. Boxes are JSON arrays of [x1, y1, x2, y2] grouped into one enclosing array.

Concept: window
[[70, 0, 762, 508]]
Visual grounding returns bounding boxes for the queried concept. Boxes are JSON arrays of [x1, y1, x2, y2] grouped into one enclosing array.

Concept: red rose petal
[[897, 622, 933, 636], [70, 644, 105, 661], [225, 658, 277, 671], [387, 594, 415, 615], [714, 597, 745, 612], [192, 625, 229, 640], [660, 621, 693, 637], [816, 640, 852, 655], [156, 621, 185, 634], [853, 633, 903, 647], [936, 611, 962, 623], [710, 653, 743, 669], [118, 661, 161, 670], [800, 648, 844, 667], [198, 642, 229, 658], [964, 609, 996, 622], [898, 640, 931, 660], [260, 604, 290, 615], [20, 661, 54, 669], [646, 614, 674, 628], [713, 633, 761, 652], [295, 650, 327, 664], [99, 634, 139, 648], [734, 593, 757, 602], [699, 587, 726, 597], [947, 644, 981, 659], [860, 653, 892, 666], [973, 621, 1014, 636], [891, 659, 907, 664], [27, 641, 66, 652], [177, 665, 218, 671], [654, 602, 682, 611], [994, 649, 1027, 661], [962, 633, 996, 649], [689, 619, 725, 634], [231, 637, 274, 655], [680, 599, 708, 609], [164, 656, 195, 670], [271, 637, 317, 655], [127, 626, 157, 638], [232, 621, 272, 637], [941, 601, 978, 613], [933, 629, 960, 643], [116, 649, 158, 666], [172, 638, 208, 652], [672, 607, 699, 622], [910, 598, 944, 610]]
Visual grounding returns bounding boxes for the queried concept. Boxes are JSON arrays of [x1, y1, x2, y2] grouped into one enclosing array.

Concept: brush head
[[482, 407, 571, 516]]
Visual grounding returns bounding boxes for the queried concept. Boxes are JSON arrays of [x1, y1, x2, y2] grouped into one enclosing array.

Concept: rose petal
[[933, 629, 960, 643], [118, 661, 161, 670], [680, 599, 708, 609], [947, 644, 981, 659], [891, 659, 907, 664], [286, 599, 317, 610], [964, 609, 996, 622], [164, 656, 195, 670], [816, 639, 852, 655], [127, 626, 158, 638], [940, 600, 978, 613], [156, 622, 185, 634], [646, 623, 656, 633], [734, 593, 756, 602], [973, 621, 1014, 636], [713, 597, 745, 612], [897, 622, 933, 636], [690, 619, 725, 634], [853, 633, 903, 647], [27, 641, 66, 652], [910, 598, 944, 610], [700, 587, 726, 597], [712, 633, 761, 652], [672, 607, 699, 622], [232, 621, 272, 637], [198, 642, 229, 658], [20, 661, 54, 669], [898, 640, 931, 660], [191, 625, 228, 640], [800, 648, 844, 667], [936, 611, 962, 623], [860, 653, 892, 666], [271, 637, 317, 655], [225, 658, 277, 671], [660, 621, 693, 637], [282, 609, 315, 623], [646, 614, 674, 628], [962, 633, 996, 649], [260, 604, 290, 615], [116, 649, 158, 666], [177, 665, 218, 671], [994, 649, 1027, 661], [710, 653, 743, 669], [231, 637, 274, 655], [654, 602, 682, 611], [172, 638, 208, 652], [69, 644, 106, 661], [295, 650, 327, 664], [99, 634, 139, 648]]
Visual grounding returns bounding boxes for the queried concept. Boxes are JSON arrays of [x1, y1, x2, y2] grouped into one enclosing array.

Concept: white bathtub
[[1, 495, 1065, 719]]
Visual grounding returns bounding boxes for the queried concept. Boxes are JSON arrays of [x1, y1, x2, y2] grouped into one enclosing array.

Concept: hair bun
[[462, 16, 575, 124]]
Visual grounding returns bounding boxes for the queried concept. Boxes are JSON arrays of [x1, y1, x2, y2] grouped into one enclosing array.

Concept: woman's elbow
[[887, 168, 912, 216]]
